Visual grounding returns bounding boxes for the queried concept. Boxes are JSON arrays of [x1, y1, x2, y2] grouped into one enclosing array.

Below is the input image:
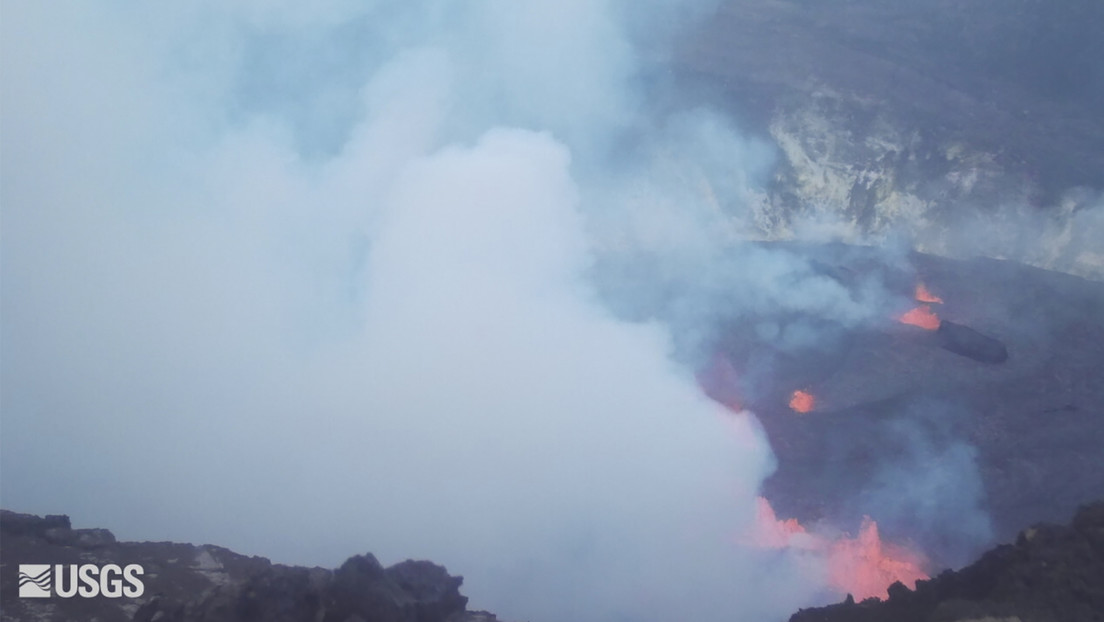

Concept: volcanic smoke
[[4, 2, 1001, 621]]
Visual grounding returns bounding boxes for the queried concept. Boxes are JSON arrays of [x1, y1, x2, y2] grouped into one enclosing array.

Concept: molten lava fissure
[[789, 390, 815, 413], [750, 497, 929, 600], [915, 283, 943, 304], [899, 305, 941, 330]]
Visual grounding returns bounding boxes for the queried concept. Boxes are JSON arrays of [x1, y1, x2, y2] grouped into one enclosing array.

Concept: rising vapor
[[0, 1, 937, 620]]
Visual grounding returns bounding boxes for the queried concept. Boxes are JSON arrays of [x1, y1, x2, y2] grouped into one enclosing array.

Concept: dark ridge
[[789, 501, 1104, 622], [937, 320, 1008, 364], [0, 509, 498, 622]]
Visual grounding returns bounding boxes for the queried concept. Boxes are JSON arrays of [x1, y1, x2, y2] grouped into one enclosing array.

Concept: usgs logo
[[18, 564, 145, 598]]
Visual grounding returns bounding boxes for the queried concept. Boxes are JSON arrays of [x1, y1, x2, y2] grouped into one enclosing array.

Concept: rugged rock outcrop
[[673, 0, 1104, 279], [0, 510, 498, 622], [6, 503, 1102, 622], [789, 501, 1104, 622]]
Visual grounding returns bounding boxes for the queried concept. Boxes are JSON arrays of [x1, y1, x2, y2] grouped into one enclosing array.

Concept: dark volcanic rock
[[937, 320, 1008, 364], [385, 560, 469, 622], [789, 501, 1104, 622], [0, 510, 495, 622]]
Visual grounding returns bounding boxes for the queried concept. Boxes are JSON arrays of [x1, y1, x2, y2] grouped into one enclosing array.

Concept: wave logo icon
[[18, 565, 52, 598]]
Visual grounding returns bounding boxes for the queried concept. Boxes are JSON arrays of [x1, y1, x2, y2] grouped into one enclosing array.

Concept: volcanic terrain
[[702, 246, 1104, 575]]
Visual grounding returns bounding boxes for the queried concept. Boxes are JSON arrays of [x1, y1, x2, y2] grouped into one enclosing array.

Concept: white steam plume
[[1, 1, 839, 621]]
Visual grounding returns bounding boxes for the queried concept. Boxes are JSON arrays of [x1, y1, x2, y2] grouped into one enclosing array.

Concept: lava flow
[[899, 282, 944, 330], [750, 497, 929, 600], [914, 282, 943, 304], [899, 305, 941, 330], [789, 390, 815, 413], [826, 517, 929, 602]]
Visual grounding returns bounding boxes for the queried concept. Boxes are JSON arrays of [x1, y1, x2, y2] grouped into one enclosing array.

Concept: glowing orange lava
[[826, 518, 929, 601], [899, 305, 941, 330], [914, 283, 943, 304], [749, 497, 929, 600], [789, 390, 815, 413]]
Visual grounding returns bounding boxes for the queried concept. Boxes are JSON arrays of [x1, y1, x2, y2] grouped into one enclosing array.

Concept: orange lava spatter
[[748, 497, 929, 600], [826, 518, 929, 601], [915, 283, 943, 304], [789, 390, 815, 413], [899, 305, 941, 330]]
